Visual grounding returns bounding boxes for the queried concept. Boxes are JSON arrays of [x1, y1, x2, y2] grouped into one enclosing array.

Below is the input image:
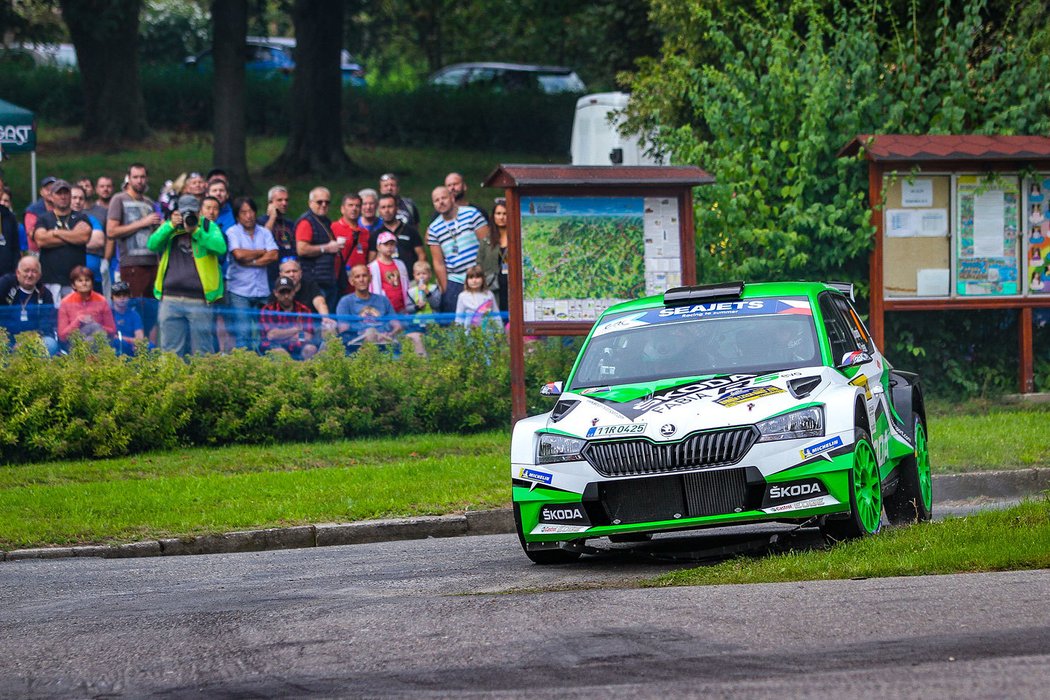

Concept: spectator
[[206, 168, 228, 184], [33, 180, 91, 301], [94, 176, 115, 209], [147, 194, 227, 355], [70, 185, 107, 293], [408, 260, 441, 316], [444, 172, 489, 223], [110, 280, 145, 354], [23, 175, 57, 252], [260, 275, 318, 359], [455, 265, 500, 329], [379, 172, 419, 226], [333, 193, 370, 276], [336, 264, 404, 352], [0, 171, 18, 277], [157, 172, 186, 215], [225, 196, 278, 350], [107, 163, 162, 338], [207, 178, 235, 232], [368, 231, 413, 314], [200, 195, 221, 225], [278, 259, 335, 335], [358, 188, 382, 234], [76, 176, 95, 201], [182, 172, 207, 200], [87, 177, 115, 292], [0, 255, 58, 354], [58, 265, 116, 344], [294, 187, 342, 310], [427, 185, 490, 314], [370, 193, 425, 273], [259, 185, 295, 286], [490, 198, 510, 313]]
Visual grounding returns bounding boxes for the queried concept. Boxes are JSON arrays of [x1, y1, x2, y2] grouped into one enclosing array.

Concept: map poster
[[956, 176, 1020, 296], [520, 196, 682, 322]]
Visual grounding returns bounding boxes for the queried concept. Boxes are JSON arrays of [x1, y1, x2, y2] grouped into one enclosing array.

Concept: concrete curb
[[2, 470, 1046, 563]]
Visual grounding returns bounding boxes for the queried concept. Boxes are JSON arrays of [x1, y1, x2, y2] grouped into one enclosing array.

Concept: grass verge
[[0, 432, 508, 550], [648, 496, 1050, 587], [928, 400, 1050, 472]]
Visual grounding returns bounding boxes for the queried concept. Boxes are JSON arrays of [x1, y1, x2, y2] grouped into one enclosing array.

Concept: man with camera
[[147, 194, 227, 355]]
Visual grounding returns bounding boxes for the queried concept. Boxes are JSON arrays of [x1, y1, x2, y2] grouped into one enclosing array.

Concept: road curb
[[1, 471, 1045, 563]]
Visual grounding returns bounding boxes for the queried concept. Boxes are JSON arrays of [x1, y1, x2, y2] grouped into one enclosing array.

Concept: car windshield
[[537, 72, 585, 93], [569, 297, 821, 389]]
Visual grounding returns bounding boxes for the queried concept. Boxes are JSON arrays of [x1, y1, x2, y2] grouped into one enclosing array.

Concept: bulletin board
[[882, 175, 951, 297], [955, 175, 1020, 296], [1023, 175, 1050, 295]]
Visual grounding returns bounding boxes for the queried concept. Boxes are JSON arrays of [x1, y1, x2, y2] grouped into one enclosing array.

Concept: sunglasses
[[313, 200, 331, 205]]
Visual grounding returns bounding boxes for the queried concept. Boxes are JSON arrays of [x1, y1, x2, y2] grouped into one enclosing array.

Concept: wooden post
[[868, 162, 885, 349], [507, 187, 527, 425], [1019, 306, 1034, 393]]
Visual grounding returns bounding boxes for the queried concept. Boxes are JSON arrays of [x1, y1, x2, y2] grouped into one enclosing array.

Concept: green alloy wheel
[[885, 417, 933, 525], [822, 427, 883, 541]]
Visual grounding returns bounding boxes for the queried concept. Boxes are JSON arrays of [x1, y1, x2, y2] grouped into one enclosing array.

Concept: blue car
[[185, 38, 366, 87]]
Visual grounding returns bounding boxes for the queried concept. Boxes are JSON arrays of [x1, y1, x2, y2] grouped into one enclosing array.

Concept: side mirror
[[540, 381, 563, 397], [838, 350, 872, 369]]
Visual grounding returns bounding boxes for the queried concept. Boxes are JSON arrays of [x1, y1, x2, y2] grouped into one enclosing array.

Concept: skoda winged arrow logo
[[660, 423, 677, 437]]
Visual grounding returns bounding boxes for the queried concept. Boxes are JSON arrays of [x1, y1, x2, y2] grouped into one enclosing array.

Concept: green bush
[[0, 326, 584, 465], [0, 63, 574, 154]]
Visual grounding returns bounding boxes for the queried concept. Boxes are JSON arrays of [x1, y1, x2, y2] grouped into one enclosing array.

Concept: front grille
[[582, 427, 758, 477], [598, 468, 751, 525]]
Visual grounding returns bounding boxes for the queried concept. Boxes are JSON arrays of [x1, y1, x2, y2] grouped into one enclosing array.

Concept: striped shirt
[[426, 205, 485, 284]]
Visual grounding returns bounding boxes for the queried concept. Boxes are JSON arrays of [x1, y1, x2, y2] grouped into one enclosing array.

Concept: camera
[[180, 210, 199, 230]]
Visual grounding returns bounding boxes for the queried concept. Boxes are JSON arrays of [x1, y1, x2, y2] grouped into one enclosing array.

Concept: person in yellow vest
[[147, 194, 227, 355]]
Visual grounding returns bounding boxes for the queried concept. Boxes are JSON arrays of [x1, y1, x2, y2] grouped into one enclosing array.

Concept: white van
[[570, 92, 666, 166]]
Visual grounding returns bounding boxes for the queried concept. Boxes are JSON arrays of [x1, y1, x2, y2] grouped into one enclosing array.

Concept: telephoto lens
[[183, 211, 199, 230]]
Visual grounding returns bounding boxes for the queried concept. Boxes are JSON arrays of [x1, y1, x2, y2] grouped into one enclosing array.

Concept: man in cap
[[147, 194, 227, 355], [109, 280, 146, 354], [32, 179, 92, 300], [23, 175, 57, 252], [259, 275, 318, 359]]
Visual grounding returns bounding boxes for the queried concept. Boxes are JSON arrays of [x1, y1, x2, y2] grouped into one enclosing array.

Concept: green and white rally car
[[511, 281, 932, 564]]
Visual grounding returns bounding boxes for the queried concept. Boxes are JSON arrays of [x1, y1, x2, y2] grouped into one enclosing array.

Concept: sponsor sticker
[[586, 423, 646, 438], [761, 495, 838, 514], [519, 468, 553, 485], [800, 435, 843, 460], [593, 312, 649, 337], [539, 504, 591, 526], [714, 385, 785, 407], [628, 374, 756, 416], [533, 524, 590, 534], [579, 386, 609, 395], [849, 373, 873, 400]]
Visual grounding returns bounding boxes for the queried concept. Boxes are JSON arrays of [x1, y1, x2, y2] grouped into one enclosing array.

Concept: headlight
[[536, 434, 586, 464], [756, 406, 824, 442]]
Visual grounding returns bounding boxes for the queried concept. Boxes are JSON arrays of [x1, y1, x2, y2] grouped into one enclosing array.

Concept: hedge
[[0, 64, 576, 154], [0, 327, 581, 465]]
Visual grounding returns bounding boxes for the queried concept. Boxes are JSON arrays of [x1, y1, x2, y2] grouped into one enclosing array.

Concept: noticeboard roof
[[483, 164, 714, 189], [838, 134, 1050, 162]]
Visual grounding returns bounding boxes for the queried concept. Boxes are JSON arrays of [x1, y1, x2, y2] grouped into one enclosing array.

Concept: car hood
[[549, 368, 833, 438]]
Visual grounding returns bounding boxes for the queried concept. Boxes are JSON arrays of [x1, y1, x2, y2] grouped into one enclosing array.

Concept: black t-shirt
[[0, 205, 19, 277], [35, 210, 89, 285], [161, 234, 205, 299], [294, 278, 324, 313], [367, 222, 424, 271]]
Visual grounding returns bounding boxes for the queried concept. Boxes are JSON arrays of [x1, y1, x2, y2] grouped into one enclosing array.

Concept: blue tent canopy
[[0, 98, 36, 154]]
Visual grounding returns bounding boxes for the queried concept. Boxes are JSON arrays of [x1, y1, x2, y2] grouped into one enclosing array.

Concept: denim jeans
[[226, 291, 269, 351], [158, 296, 215, 355]]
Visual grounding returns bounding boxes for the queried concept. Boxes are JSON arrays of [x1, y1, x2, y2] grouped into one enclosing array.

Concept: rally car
[[511, 281, 932, 564]]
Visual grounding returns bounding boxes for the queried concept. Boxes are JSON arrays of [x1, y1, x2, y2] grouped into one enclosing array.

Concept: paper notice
[[973, 190, 1005, 257], [901, 179, 934, 207]]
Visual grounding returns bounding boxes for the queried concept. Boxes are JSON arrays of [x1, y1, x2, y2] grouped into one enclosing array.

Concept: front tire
[[514, 503, 581, 565], [822, 427, 883, 542], [885, 417, 933, 525]]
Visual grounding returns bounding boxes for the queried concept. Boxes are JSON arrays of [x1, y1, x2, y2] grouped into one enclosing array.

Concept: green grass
[[0, 432, 510, 549], [1, 125, 562, 220], [928, 400, 1050, 472], [649, 496, 1050, 587]]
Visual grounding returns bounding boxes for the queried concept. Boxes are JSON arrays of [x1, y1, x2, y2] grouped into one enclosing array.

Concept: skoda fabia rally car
[[511, 281, 933, 564]]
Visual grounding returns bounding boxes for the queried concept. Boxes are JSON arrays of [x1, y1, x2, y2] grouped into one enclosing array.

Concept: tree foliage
[[624, 0, 1050, 289]]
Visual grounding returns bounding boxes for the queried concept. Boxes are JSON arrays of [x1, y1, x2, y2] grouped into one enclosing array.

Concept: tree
[[212, 0, 252, 194], [266, 0, 353, 176], [59, 0, 150, 145]]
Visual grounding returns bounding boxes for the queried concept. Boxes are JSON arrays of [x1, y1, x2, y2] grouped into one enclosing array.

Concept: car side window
[[831, 296, 872, 354], [818, 294, 857, 362], [432, 68, 468, 86]]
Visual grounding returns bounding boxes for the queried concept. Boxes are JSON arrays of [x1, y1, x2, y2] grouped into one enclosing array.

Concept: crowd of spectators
[[0, 165, 510, 358]]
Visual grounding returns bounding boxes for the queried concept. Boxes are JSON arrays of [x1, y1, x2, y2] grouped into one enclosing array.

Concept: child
[[455, 265, 500, 328], [58, 265, 116, 344], [408, 260, 442, 316], [110, 280, 145, 354]]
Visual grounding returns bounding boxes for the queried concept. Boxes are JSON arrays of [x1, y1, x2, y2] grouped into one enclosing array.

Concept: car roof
[[602, 281, 846, 316], [435, 62, 576, 75]]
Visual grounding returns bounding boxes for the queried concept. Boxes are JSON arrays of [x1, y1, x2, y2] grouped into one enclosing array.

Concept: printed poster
[[956, 176, 1020, 296], [1024, 176, 1050, 295]]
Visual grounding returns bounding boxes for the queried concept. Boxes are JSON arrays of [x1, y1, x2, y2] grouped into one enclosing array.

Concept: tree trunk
[[266, 0, 354, 176], [212, 0, 252, 194], [60, 0, 149, 145]]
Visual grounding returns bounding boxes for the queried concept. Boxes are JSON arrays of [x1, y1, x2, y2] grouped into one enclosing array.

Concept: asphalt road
[[2, 518, 1047, 699]]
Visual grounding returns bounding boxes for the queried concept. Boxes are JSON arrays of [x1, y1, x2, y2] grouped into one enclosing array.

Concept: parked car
[[427, 62, 585, 94], [0, 43, 78, 70], [570, 92, 666, 166], [184, 37, 366, 86], [511, 281, 932, 564]]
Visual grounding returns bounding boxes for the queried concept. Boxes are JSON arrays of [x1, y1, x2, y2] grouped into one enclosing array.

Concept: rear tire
[[822, 427, 883, 542], [885, 416, 933, 525], [514, 503, 581, 565]]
